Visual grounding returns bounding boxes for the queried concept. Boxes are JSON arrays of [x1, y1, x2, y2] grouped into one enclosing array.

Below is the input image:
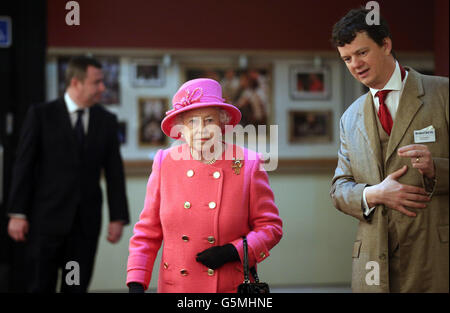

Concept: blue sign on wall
[[0, 16, 12, 48]]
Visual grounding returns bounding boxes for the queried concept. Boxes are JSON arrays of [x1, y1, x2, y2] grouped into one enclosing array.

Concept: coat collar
[[385, 67, 424, 164], [357, 93, 383, 172]]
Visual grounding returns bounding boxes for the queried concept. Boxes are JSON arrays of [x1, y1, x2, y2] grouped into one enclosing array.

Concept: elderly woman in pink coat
[[126, 78, 283, 293]]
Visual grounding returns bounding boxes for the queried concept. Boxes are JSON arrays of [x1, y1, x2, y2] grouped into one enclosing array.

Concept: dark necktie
[[375, 65, 406, 136], [74, 109, 85, 145]]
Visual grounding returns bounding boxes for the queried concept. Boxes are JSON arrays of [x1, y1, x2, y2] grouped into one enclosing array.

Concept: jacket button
[[180, 269, 188, 276], [259, 252, 266, 259], [184, 201, 191, 209], [163, 262, 169, 269], [207, 268, 214, 276], [379, 253, 386, 260], [182, 235, 189, 242], [207, 236, 215, 244], [187, 170, 194, 177], [213, 171, 221, 179], [208, 202, 216, 209]]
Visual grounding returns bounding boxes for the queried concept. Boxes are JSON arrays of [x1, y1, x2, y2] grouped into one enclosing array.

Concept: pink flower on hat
[[166, 88, 203, 115]]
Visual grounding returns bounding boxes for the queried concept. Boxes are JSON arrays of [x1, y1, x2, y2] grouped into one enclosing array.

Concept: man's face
[[337, 31, 394, 89], [74, 66, 105, 107]]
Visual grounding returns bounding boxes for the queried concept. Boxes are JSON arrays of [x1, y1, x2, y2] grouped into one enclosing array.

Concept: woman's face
[[181, 107, 222, 152]]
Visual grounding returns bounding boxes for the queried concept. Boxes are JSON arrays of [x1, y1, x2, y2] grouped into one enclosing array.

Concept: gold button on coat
[[180, 269, 188, 276], [259, 252, 266, 258], [184, 201, 191, 209], [208, 202, 216, 209], [207, 269, 214, 276], [187, 170, 194, 177], [207, 236, 215, 244], [213, 171, 220, 179], [163, 262, 169, 269], [182, 235, 189, 242]]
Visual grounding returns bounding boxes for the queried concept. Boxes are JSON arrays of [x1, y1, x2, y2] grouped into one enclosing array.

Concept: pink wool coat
[[126, 143, 283, 293]]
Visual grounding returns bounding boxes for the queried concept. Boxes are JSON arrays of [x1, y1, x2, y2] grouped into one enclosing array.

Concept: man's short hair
[[331, 7, 393, 51], [65, 55, 102, 87]]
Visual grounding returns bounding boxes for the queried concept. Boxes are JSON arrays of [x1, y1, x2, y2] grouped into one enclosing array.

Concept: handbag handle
[[242, 236, 260, 283]]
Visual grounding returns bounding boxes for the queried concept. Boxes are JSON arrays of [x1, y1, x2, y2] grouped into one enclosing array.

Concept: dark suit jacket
[[7, 98, 129, 238]]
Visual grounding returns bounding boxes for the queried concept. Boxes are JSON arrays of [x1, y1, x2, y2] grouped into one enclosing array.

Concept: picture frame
[[57, 55, 121, 105], [288, 110, 333, 144], [130, 59, 165, 87], [289, 65, 331, 100], [137, 97, 168, 147]]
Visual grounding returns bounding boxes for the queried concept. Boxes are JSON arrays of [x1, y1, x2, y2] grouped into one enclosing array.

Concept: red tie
[[376, 89, 393, 135], [375, 65, 406, 136]]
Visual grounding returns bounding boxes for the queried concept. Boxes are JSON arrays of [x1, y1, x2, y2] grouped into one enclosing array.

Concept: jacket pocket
[[438, 225, 449, 243], [352, 240, 362, 258]]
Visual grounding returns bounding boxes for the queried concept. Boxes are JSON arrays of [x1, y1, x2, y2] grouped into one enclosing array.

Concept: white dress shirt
[[362, 61, 409, 216], [65, 92, 89, 133]]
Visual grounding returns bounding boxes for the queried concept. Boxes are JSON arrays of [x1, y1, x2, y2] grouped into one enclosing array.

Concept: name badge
[[414, 125, 436, 143]]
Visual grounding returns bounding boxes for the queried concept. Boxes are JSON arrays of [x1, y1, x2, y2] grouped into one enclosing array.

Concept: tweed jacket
[[331, 68, 449, 292]]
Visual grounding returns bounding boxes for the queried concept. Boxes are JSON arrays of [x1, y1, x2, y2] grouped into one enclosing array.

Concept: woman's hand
[[196, 244, 240, 269], [128, 282, 145, 293]]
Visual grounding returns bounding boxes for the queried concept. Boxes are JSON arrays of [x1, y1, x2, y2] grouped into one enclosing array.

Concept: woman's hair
[[331, 7, 395, 58]]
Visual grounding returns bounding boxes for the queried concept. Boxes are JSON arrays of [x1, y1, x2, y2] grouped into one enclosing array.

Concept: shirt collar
[[64, 92, 83, 114], [369, 60, 402, 98]]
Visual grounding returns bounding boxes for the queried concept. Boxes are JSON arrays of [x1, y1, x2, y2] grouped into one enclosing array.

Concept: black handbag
[[237, 237, 270, 293]]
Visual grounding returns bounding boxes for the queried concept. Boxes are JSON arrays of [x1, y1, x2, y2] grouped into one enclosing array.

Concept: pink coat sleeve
[[126, 149, 163, 289], [231, 153, 283, 268]]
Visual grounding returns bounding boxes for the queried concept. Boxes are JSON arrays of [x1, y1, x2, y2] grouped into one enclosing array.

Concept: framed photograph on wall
[[288, 110, 333, 144], [57, 55, 120, 105], [184, 66, 272, 130], [138, 97, 168, 146], [289, 65, 331, 100], [130, 59, 165, 87]]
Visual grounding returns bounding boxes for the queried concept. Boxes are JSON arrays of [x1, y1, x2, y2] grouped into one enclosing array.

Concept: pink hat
[[161, 78, 242, 139]]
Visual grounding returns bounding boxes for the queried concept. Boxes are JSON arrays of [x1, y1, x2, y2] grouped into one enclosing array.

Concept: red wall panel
[[47, 0, 436, 51]]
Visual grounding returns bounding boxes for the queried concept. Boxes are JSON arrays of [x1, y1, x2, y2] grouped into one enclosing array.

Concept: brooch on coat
[[232, 158, 243, 175]]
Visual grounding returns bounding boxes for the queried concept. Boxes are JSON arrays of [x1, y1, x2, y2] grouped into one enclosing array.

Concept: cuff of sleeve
[[231, 237, 270, 268], [362, 187, 376, 218], [362, 187, 376, 215], [126, 269, 150, 290]]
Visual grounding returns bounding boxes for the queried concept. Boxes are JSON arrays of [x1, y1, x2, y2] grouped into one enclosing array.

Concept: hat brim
[[161, 102, 242, 139]]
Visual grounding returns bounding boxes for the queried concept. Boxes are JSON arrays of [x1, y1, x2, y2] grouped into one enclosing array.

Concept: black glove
[[196, 243, 240, 269], [128, 282, 145, 293]]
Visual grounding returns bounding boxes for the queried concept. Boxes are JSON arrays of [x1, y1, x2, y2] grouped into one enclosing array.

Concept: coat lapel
[[357, 93, 383, 171], [385, 68, 424, 164], [57, 98, 80, 154], [85, 105, 101, 154]]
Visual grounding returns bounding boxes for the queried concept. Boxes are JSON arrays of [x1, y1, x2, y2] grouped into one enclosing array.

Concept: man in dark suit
[[7, 56, 129, 292]]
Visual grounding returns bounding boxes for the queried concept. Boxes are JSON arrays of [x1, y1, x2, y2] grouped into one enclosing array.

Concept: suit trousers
[[28, 207, 99, 293]]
